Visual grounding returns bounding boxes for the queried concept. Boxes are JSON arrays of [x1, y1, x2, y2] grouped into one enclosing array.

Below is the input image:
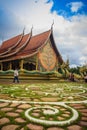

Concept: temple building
[[0, 28, 63, 72]]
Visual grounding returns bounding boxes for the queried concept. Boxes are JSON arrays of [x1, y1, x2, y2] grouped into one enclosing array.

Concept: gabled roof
[[0, 29, 63, 63], [0, 34, 23, 55], [17, 30, 51, 57], [0, 33, 31, 58]]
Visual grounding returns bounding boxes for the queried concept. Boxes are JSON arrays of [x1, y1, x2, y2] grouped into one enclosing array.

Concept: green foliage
[[69, 66, 80, 74]]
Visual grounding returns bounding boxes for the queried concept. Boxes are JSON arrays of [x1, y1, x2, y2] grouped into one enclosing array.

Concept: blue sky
[[50, 0, 87, 16], [0, 0, 87, 67]]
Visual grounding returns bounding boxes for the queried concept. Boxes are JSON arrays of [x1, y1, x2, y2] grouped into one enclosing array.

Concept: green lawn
[[0, 81, 87, 102]]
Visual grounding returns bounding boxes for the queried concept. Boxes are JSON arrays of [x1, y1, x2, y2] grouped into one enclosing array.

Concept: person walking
[[13, 69, 19, 83]]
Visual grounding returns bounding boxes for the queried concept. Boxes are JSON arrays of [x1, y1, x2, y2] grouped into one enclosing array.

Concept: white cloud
[[67, 2, 84, 13], [70, 64, 77, 68], [6, 0, 53, 32], [79, 56, 87, 66], [0, 0, 87, 67], [53, 14, 87, 66]]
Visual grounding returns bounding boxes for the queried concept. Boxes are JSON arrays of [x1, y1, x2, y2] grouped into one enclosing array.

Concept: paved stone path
[[0, 102, 87, 130]]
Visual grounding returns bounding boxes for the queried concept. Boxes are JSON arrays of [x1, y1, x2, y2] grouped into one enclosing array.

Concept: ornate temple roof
[[0, 29, 63, 63], [0, 34, 23, 54]]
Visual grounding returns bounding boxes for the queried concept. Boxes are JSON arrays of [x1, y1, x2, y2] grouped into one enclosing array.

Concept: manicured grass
[[0, 81, 87, 102]]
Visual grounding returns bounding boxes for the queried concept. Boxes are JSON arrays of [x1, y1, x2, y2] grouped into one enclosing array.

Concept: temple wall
[[38, 40, 57, 71]]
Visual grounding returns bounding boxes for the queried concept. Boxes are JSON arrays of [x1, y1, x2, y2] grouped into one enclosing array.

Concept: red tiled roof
[[0, 30, 51, 61], [0, 34, 31, 58], [17, 30, 51, 56], [0, 34, 22, 54], [0, 29, 63, 63]]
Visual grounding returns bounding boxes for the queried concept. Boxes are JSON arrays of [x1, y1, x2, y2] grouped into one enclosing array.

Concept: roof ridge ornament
[[51, 20, 54, 30], [31, 25, 33, 36], [23, 27, 25, 35]]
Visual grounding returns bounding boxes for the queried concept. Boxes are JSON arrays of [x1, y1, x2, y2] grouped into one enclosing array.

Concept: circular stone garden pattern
[[25, 103, 79, 126], [0, 82, 87, 126]]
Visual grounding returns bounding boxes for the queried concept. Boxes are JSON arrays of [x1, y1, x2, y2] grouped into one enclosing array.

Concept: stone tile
[[34, 104, 42, 107], [79, 109, 87, 113], [33, 99, 40, 102], [15, 109, 24, 113], [18, 104, 31, 109], [32, 112, 40, 117], [0, 117, 10, 125], [67, 125, 82, 130], [6, 112, 19, 117], [62, 114, 70, 117], [81, 117, 87, 121], [64, 111, 70, 114], [79, 121, 87, 126], [33, 110, 41, 113], [47, 127, 64, 130], [1, 124, 19, 130], [40, 116, 45, 120], [15, 118, 26, 123], [41, 98, 58, 102], [81, 112, 87, 117], [1, 107, 13, 112], [70, 104, 84, 107], [27, 123, 44, 130], [0, 102, 9, 108], [20, 128, 24, 130], [10, 103, 19, 107], [49, 118, 53, 121], [53, 106, 61, 109], [73, 106, 85, 109], [57, 116, 65, 120], [70, 104, 85, 109], [60, 108, 67, 111], [62, 99, 67, 101]]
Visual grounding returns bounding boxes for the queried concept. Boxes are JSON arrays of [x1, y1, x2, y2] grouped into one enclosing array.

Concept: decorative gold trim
[[20, 59, 24, 70], [36, 54, 38, 71], [0, 51, 38, 62], [9, 62, 12, 70], [38, 42, 57, 71]]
